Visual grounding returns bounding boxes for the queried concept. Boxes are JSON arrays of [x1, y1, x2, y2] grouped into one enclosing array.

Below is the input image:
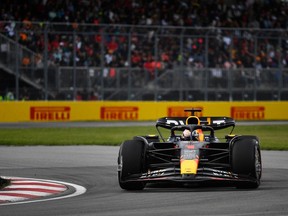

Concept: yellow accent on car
[[181, 159, 199, 174]]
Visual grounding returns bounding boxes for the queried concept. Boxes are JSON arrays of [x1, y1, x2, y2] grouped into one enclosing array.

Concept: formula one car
[[117, 108, 262, 190]]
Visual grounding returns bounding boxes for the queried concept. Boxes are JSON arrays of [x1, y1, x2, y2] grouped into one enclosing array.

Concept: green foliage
[[0, 125, 287, 150], [231, 125, 288, 150]]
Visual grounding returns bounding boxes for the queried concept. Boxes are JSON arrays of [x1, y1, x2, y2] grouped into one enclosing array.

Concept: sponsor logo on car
[[167, 107, 203, 117], [100, 106, 138, 120], [231, 106, 265, 120], [30, 106, 70, 121]]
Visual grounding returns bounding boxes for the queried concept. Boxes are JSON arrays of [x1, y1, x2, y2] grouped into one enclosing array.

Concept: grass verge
[[0, 125, 287, 150]]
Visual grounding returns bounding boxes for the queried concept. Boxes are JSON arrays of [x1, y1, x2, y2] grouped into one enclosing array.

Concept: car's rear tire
[[231, 136, 262, 189], [118, 140, 146, 190]]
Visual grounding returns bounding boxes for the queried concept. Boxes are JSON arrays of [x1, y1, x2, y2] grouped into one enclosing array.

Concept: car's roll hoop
[[171, 124, 215, 140]]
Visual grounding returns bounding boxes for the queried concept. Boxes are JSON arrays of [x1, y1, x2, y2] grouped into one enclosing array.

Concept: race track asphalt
[[0, 121, 287, 215]]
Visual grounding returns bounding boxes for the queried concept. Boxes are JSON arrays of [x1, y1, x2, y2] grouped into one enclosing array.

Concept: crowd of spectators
[[1, 0, 287, 28], [0, 0, 288, 75]]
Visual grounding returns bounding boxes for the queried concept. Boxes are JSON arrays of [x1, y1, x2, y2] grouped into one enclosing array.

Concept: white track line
[[0, 190, 52, 196], [5, 185, 67, 190], [0, 177, 86, 206]]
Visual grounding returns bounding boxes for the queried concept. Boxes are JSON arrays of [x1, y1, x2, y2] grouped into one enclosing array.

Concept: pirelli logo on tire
[[100, 106, 138, 120], [30, 106, 71, 121], [231, 106, 265, 120]]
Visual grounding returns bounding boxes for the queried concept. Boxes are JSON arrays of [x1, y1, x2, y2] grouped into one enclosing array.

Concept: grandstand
[[0, 0, 287, 101]]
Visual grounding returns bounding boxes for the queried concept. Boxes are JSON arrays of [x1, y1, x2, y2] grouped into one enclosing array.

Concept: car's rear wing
[[156, 116, 235, 130]]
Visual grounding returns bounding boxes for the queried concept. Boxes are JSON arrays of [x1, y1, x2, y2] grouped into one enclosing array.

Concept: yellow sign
[[0, 101, 287, 122]]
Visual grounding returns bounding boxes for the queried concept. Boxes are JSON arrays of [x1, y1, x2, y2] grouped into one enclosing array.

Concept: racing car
[[117, 108, 262, 190]]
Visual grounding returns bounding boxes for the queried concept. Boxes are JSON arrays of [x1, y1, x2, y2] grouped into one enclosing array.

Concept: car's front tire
[[118, 140, 146, 190], [231, 136, 262, 189]]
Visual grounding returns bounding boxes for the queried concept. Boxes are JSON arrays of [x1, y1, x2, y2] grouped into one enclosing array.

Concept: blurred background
[[0, 0, 287, 101]]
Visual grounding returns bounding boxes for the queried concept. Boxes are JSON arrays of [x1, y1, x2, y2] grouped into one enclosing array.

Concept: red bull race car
[[117, 108, 262, 190]]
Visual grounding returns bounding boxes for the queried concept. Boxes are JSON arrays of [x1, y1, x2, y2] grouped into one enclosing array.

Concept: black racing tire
[[231, 136, 262, 189], [118, 140, 146, 190]]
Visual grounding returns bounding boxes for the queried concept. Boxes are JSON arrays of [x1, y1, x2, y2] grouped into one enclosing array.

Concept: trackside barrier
[[0, 101, 287, 122]]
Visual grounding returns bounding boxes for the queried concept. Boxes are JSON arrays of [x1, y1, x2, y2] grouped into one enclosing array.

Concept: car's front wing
[[123, 167, 257, 184]]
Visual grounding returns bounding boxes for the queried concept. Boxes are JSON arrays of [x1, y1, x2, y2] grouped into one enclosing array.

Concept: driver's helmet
[[192, 130, 199, 140], [182, 129, 204, 141]]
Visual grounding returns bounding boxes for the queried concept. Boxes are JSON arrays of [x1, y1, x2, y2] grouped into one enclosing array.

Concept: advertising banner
[[0, 101, 287, 122]]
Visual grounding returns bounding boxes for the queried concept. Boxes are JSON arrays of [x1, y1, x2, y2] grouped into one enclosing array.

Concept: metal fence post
[[154, 30, 159, 101], [44, 23, 48, 100], [204, 33, 209, 101], [128, 29, 132, 100], [278, 36, 283, 101], [15, 28, 19, 100], [179, 29, 184, 101], [72, 30, 76, 100], [100, 28, 105, 100]]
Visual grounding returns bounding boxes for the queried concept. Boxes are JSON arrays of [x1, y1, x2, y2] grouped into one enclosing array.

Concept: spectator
[[0, 0, 287, 71], [89, 91, 99, 100], [210, 64, 224, 88]]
